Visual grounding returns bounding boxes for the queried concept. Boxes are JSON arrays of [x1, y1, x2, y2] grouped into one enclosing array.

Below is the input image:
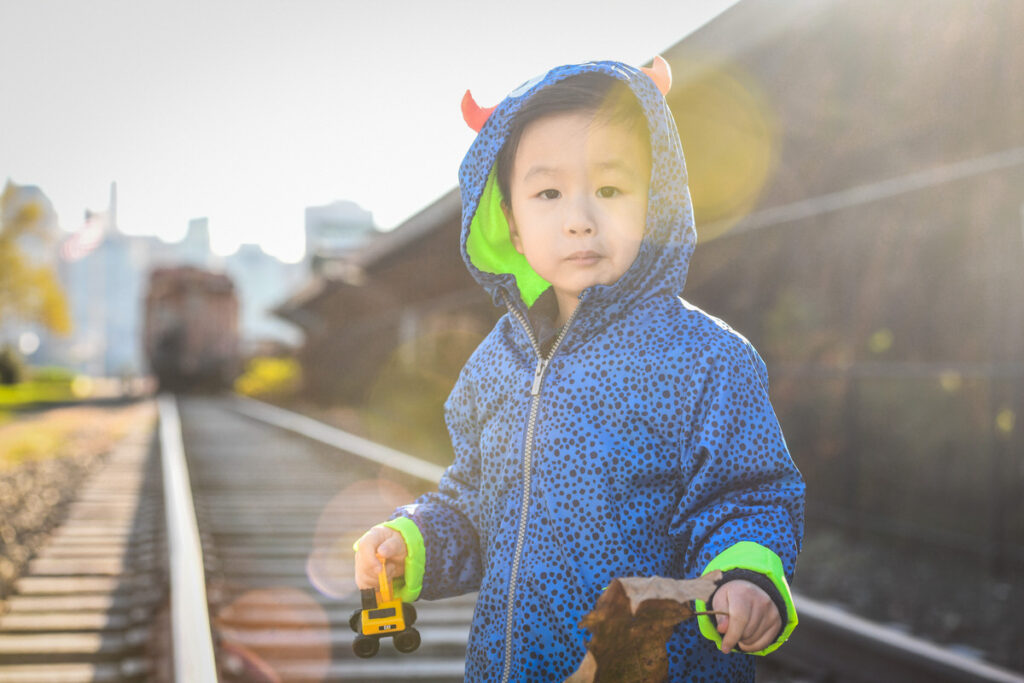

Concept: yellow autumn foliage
[[0, 181, 71, 336]]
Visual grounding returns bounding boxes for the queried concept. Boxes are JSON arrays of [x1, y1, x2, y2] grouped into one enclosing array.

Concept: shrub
[[28, 366, 76, 383], [0, 347, 25, 385], [234, 357, 302, 400]]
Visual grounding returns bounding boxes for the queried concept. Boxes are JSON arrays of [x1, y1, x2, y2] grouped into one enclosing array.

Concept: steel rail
[[231, 394, 446, 483], [158, 393, 219, 682], [773, 596, 1024, 683]]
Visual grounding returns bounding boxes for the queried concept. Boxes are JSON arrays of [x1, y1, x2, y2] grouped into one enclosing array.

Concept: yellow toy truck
[[349, 556, 420, 658]]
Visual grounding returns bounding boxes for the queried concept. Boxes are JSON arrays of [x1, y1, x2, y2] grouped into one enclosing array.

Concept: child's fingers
[[711, 588, 731, 636], [713, 579, 784, 653], [352, 526, 407, 588], [353, 527, 390, 589], [377, 531, 407, 579], [356, 527, 388, 555], [737, 608, 772, 652], [355, 567, 375, 589], [377, 534, 408, 563], [720, 609, 748, 653], [711, 588, 730, 645], [355, 559, 379, 590], [745, 606, 782, 652], [739, 630, 773, 653], [354, 550, 382, 589], [712, 589, 748, 653], [739, 622, 775, 652]]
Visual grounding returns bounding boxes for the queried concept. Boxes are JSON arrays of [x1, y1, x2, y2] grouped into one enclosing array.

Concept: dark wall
[[673, 0, 1024, 565]]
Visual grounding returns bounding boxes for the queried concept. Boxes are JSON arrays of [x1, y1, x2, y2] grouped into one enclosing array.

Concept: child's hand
[[711, 579, 781, 654], [354, 526, 407, 590]]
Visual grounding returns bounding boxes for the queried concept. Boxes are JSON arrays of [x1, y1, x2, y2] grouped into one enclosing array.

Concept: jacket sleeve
[[386, 366, 486, 601], [669, 334, 805, 655]]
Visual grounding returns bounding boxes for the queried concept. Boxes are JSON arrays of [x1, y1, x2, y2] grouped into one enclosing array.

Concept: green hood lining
[[465, 167, 551, 306]]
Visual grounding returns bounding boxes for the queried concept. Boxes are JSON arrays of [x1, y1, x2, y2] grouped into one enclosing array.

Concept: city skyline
[[28, 206, 322, 376], [3, 176, 381, 375]]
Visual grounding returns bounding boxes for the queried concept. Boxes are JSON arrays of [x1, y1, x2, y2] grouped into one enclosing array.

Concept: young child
[[355, 58, 805, 681]]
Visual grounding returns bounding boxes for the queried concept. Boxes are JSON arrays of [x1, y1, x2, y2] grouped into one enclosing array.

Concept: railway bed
[[0, 395, 1021, 682], [0, 415, 166, 681]]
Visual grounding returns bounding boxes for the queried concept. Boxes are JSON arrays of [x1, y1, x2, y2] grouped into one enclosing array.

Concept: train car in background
[[143, 266, 240, 392]]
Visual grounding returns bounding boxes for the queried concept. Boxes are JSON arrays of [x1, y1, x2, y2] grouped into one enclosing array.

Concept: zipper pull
[[530, 359, 548, 396]]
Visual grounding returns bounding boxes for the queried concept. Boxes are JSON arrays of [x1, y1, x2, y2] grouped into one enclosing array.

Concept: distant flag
[[60, 209, 107, 262], [59, 183, 117, 262]]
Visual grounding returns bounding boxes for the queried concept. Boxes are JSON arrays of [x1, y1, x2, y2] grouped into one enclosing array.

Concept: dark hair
[[495, 72, 650, 204]]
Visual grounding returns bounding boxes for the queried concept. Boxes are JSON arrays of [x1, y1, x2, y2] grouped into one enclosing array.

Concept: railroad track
[[758, 596, 1024, 683], [175, 395, 472, 682], [1, 394, 1021, 682], [0, 411, 166, 682]]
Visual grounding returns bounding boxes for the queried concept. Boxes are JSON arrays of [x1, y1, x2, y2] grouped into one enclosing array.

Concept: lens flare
[[215, 587, 329, 682], [938, 370, 963, 393], [666, 53, 779, 242], [867, 328, 894, 354], [995, 408, 1015, 435], [306, 478, 414, 599]]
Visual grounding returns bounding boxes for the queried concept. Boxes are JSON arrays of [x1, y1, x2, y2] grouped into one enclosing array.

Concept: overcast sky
[[1, 0, 738, 262]]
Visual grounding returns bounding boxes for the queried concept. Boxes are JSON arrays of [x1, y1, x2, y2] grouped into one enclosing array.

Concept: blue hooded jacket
[[384, 60, 805, 682]]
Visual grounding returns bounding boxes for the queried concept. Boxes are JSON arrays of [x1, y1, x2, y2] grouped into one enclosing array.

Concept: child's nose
[[564, 197, 597, 236]]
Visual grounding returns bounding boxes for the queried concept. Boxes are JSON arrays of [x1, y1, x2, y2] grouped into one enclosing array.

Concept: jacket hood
[[457, 60, 697, 329]]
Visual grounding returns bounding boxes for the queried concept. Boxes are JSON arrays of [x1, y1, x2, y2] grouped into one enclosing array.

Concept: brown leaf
[[565, 571, 722, 683]]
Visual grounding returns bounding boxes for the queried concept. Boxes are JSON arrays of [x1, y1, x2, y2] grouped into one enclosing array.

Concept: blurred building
[[177, 218, 218, 269], [304, 200, 377, 277], [223, 243, 305, 353], [276, 189, 496, 404], [51, 211, 141, 376], [38, 193, 186, 376]]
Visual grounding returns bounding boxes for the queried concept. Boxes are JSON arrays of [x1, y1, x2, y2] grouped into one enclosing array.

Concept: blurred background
[[1, 0, 1021, 675]]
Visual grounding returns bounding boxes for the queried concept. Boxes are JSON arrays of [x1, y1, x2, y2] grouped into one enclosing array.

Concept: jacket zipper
[[500, 297, 580, 683]]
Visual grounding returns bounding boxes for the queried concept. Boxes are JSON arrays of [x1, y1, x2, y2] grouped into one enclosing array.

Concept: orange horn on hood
[[461, 90, 497, 133], [640, 55, 672, 96]]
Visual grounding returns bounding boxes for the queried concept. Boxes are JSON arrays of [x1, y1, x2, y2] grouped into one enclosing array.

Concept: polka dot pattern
[[391, 60, 805, 682]]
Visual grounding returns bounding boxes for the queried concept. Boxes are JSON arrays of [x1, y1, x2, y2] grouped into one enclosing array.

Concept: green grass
[[0, 378, 76, 409]]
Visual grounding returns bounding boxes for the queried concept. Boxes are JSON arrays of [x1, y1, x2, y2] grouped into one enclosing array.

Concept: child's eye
[[538, 189, 561, 200], [596, 186, 620, 198]]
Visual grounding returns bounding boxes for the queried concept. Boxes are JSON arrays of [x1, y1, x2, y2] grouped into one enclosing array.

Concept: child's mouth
[[567, 250, 601, 265]]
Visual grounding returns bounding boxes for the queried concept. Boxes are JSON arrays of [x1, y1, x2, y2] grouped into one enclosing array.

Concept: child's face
[[504, 112, 650, 322]]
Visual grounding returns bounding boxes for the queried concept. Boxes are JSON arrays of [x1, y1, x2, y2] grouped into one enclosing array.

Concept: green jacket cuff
[[380, 517, 425, 602], [694, 541, 798, 656]]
